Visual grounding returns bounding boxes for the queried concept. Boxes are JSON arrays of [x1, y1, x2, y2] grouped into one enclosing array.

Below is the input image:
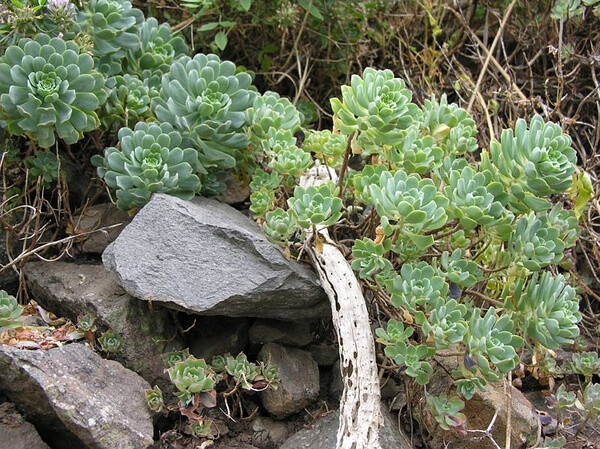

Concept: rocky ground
[[0, 194, 595, 449]]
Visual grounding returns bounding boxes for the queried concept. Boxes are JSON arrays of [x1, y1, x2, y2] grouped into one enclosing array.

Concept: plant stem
[[337, 131, 356, 195]]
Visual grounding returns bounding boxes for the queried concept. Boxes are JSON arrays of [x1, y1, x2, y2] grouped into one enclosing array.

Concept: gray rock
[[259, 343, 319, 418], [249, 319, 315, 347], [0, 402, 50, 449], [103, 194, 328, 320], [73, 203, 133, 254], [307, 344, 339, 366], [189, 316, 249, 360], [425, 354, 538, 449], [0, 343, 153, 449], [328, 361, 343, 401], [215, 444, 258, 449], [25, 261, 183, 390], [279, 404, 411, 449], [250, 415, 294, 447]]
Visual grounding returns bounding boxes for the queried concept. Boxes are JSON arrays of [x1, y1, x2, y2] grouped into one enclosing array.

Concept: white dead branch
[[300, 163, 382, 449]]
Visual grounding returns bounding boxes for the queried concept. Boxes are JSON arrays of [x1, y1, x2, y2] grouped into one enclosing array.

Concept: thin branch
[[467, 0, 519, 112]]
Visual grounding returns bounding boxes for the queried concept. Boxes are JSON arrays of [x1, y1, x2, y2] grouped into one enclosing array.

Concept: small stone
[[249, 319, 315, 347], [259, 343, 319, 418], [73, 203, 132, 254], [0, 343, 153, 449], [216, 444, 259, 449], [250, 415, 294, 447]]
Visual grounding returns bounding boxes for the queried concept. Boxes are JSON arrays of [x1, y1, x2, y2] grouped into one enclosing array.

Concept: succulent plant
[[390, 233, 429, 262], [487, 115, 576, 213], [420, 94, 477, 155], [98, 329, 124, 353], [383, 340, 435, 385], [268, 144, 312, 178], [444, 166, 507, 231], [437, 249, 483, 288], [45, 0, 76, 29], [210, 354, 228, 373], [454, 375, 486, 400], [385, 262, 449, 313], [540, 436, 567, 449], [249, 169, 282, 192], [125, 17, 189, 81], [434, 154, 470, 184], [415, 298, 468, 349], [427, 393, 467, 431], [302, 130, 347, 168], [296, 98, 317, 126], [74, 0, 144, 76], [145, 385, 164, 412], [351, 164, 387, 205], [249, 189, 276, 218], [76, 313, 97, 332], [386, 127, 443, 174], [259, 362, 280, 385], [0, 290, 23, 328], [25, 150, 59, 187], [46, 0, 76, 16], [369, 170, 448, 239], [570, 352, 600, 380], [152, 53, 257, 170], [259, 128, 297, 158], [0, 33, 106, 147], [508, 211, 569, 271], [225, 353, 259, 390], [168, 357, 218, 405], [263, 208, 297, 245], [548, 384, 576, 411], [162, 348, 191, 369], [545, 204, 579, 250], [287, 183, 343, 228], [575, 382, 600, 416], [330, 68, 421, 149], [190, 418, 213, 437], [102, 74, 154, 128], [508, 272, 581, 350], [465, 308, 523, 382], [375, 319, 414, 346], [351, 237, 393, 280], [246, 91, 303, 144], [92, 121, 201, 211]]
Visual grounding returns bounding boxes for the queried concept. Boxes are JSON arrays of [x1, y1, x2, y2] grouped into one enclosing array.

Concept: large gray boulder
[[279, 405, 412, 449], [25, 261, 183, 390], [0, 343, 154, 449], [103, 194, 329, 320]]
